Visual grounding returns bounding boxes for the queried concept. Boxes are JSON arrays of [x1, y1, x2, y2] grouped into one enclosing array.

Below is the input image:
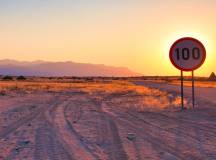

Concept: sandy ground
[[134, 81, 216, 105], [0, 81, 215, 160]]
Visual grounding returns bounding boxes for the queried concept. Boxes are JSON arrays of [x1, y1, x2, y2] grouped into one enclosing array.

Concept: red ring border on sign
[[169, 37, 206, 71]]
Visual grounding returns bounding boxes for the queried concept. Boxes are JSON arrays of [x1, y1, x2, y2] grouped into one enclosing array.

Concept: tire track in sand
[[0, 95, 60, 139], [34, 94, 76, 160], [34, 121, 74, 160], [92, 100, 128, 160], [45, 97, 97, 160]]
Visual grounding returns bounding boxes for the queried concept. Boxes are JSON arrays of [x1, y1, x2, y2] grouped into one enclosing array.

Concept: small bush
[[0, 90, 6, 96], [17, 76, 27, 81], [2, 76, 13, 81]]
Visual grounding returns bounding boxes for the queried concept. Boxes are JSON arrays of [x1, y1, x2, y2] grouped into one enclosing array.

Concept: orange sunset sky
[[0, 0, 215, 76]]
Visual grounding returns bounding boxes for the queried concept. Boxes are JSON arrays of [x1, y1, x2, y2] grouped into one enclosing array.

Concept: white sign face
[[169, 37, 206, 71]]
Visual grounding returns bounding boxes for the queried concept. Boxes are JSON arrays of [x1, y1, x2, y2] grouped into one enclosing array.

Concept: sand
[[0, 81, 215, 160]]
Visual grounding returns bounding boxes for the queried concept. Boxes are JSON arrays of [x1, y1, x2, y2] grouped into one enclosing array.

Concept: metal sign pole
[[181, 70, 184, 110], [170, 37, 206, 110], [192, 70, 195, 108]]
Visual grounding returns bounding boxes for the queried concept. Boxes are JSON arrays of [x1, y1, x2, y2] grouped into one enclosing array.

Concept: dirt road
[[0, 82, 216, 160], [134, 81, 216, 104]]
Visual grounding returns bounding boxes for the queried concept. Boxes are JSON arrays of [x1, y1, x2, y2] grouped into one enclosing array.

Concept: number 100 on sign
[[169, 37, 206, 71]]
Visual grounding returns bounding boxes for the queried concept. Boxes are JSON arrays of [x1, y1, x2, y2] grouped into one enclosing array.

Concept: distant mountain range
[[0, 59, 141, 77]]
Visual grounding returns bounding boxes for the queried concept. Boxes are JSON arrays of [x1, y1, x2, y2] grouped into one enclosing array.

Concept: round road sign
[[169, 37, 206, 71]]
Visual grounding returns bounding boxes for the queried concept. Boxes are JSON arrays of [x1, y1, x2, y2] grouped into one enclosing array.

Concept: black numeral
[[175, 48, 201, 60], [176, 48, 180, 60], [192, 47, 200, 59], [182, 48, 190, 60]]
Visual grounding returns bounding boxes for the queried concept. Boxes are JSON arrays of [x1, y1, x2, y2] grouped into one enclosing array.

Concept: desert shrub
[[0, 90, 6, 96], [17, 75, 27, 81], [113, 77, 120, 80], [2, 76, 13, 81], [85, 77, 94, 81]]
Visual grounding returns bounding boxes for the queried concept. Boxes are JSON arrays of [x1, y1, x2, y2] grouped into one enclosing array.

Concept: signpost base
[[180, 70, 196, 110]]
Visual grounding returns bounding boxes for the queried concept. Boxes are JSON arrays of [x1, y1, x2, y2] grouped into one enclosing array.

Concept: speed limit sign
[[169, 37, 206, 71], [169, 37, 206, 110]]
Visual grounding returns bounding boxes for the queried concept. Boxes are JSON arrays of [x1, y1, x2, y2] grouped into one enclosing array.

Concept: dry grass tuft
[[0, 80, 183, 111]]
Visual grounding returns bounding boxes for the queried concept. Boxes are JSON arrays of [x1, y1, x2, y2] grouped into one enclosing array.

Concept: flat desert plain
[[0, 80, 215, 160]]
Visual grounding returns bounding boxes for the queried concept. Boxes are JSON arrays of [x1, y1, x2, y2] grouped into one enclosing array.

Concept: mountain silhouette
[[0, 59, 140, 77]]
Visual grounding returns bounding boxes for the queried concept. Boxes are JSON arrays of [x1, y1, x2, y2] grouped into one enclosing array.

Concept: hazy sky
[[0, 0, 215, 76]]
